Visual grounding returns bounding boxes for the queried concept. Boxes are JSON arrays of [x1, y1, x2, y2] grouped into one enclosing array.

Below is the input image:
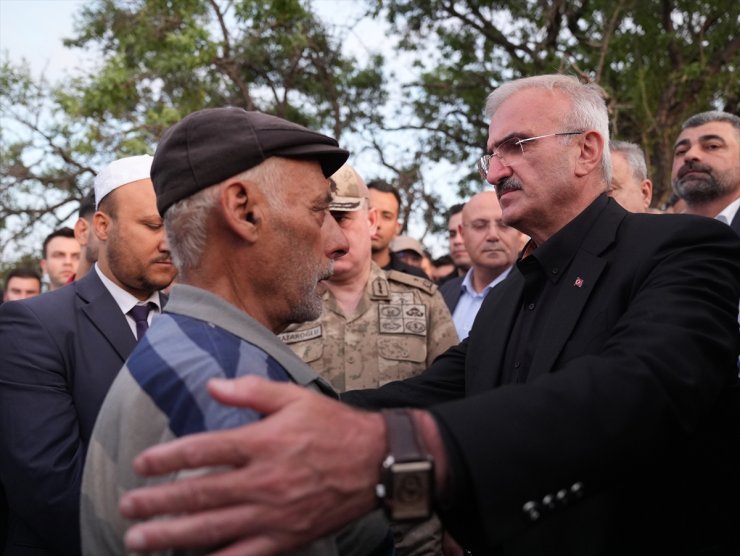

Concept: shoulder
[[386, 270, 438, 295], [621, 211, 740, 249], [0, 283, 76, 323], [439, 276, 464, 296]]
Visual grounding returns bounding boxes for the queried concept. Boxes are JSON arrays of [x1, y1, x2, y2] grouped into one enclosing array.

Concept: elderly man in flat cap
[[80, 108, 393, 555], [0, 155, 175, 556]]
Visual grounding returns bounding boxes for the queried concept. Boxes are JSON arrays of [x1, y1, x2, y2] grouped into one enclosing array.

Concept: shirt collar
[[519, 194, 610, 284], [716, 197, 740, 226], [94, 263, 161, 315], [460, 265, 513, 295]]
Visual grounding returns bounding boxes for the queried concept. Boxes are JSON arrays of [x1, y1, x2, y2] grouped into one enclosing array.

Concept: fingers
[[208, 375, 310, 414], [131, 427, 249, 477], [124, 503, 264, 553], [121, 467, 257, 519]]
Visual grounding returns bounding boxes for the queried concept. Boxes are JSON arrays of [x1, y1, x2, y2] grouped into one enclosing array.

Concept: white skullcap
[[94, 155, 154, 209]]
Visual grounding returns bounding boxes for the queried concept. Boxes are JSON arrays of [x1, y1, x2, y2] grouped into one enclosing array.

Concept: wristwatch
[[376, 409, 434, 521]]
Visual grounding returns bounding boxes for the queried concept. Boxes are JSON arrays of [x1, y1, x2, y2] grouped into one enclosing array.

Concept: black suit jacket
[[346, 198, 740, 555], [439, 276, 464, 313], [731, 207, 740, 236], [0, 270, 166, 555]]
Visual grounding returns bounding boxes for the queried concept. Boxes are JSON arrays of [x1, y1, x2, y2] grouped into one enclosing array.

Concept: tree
[[1, 0, 394, 264], [0, 59, 99, 267], [369, 0, 739, 205]]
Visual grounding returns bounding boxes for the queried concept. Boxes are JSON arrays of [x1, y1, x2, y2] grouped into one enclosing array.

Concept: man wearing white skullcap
[[0, 155, 176, 555]]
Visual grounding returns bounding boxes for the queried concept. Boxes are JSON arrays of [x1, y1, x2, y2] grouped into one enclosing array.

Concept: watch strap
[[382, 408, 427, 463]]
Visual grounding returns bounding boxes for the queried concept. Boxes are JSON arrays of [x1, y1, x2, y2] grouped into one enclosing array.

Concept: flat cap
[[152, 107, 349, 215]]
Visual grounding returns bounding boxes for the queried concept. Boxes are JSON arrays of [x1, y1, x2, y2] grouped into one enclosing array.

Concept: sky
[[0, 0, 89, 81]]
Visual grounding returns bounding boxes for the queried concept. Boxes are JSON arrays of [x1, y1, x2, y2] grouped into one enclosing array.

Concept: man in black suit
[[0, 155, 175, 555], [116, 75, 740, 556], [672, 110, 739, 235]]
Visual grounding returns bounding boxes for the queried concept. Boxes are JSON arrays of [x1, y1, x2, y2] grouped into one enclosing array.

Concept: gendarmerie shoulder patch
[[386, 270, 437, 295]]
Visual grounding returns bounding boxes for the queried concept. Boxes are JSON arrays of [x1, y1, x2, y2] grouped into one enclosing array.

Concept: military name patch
[[378, 304, 427, 336], [278, 325, 322, 344]]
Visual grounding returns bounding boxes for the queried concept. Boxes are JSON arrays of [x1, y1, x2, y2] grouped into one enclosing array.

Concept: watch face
[[390, 461, 433, 520]]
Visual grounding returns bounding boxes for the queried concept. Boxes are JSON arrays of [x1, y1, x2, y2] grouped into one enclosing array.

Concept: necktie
[[128, 304, 152, 341]]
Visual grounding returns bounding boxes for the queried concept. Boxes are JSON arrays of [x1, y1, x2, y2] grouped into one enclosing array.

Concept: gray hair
[[609, 140, 648, 182], [165, 158, 289, 274], [484, 74, 612, 184], [681, 111, 740, 134]]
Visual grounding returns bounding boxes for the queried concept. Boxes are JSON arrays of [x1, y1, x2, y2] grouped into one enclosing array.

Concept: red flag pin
[[574, 277, 584, 288]]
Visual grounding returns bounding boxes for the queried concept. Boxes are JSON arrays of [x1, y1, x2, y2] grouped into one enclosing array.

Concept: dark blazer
[[731, 207, 740, 236], [346, 198, 740, 555], [0, 270, 166, 555], [439, 275, 464, 312]]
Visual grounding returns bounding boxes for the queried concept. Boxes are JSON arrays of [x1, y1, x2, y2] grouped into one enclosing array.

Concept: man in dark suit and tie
[[671, 110, 740, 235], [0, 155, 176, 555], [115, 76, 740, 556]]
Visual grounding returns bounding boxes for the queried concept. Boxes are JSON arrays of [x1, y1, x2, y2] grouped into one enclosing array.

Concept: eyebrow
[[673, 134, 727, 149], [488, 132, 526, 153], [314, 192, 332, 209]]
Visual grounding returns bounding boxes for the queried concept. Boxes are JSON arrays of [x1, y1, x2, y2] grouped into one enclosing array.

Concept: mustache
[[151, 254, 172, 264], [319, 261, 334, 281], [677, 161, 713, 180], [496, 177, 523, 197]]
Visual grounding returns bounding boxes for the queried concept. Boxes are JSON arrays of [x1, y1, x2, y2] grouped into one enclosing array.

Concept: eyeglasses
[[477, 131, 585, 179]]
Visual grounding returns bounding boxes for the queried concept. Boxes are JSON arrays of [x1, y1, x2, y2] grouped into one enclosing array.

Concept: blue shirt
[[452, 266, 512, 339]]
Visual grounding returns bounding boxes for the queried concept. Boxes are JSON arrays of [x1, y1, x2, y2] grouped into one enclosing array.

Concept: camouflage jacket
[[280, 262, 459, 392]]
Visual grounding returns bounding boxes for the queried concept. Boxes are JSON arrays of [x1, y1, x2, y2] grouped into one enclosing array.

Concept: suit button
[[522, 501, 540, 521], [556, 489, 568, 503], [570, 482, 584, 497], [542, 494, 555, 509]]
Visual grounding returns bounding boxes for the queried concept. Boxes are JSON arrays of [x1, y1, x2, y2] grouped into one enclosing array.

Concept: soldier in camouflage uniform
[[280, 164, 459, 556]]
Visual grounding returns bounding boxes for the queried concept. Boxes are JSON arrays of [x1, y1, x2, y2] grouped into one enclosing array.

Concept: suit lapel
[[730, 209, 740, 237], [527, 199, 624, 381], [526, 252, 606, 381], [77, 272, 137, 360], [466, 270, 525, 391]]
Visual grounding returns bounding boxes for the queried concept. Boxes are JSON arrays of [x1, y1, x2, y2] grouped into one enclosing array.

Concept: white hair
[[610, 140, 648, 182], [485, 74, 612, 184], [165, 158, 289, 274]]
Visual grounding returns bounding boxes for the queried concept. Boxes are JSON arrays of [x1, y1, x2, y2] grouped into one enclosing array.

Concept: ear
[[93, 211, 111, 241], [457, 222, 465, 241], [74, 217, 89, 247], [574, 130, 604, 178], [220, 180, 261, 243], [642, 179, 653, 209], [367, 207, 379, 237], [394, 220, 402, 236]]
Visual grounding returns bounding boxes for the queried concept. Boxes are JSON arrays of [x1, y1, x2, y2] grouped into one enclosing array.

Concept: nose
[[158, 228, 171, 253], [323, 212, 349, 260], [682, 143, 702, 162], [486, 157, 513, 189]]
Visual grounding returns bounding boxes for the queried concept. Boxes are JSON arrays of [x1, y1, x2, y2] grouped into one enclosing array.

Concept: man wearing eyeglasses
[[440, 191, 525, 339], [115, 75, 740, 556]]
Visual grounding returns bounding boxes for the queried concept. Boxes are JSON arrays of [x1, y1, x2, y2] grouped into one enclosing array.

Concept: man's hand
[[119, 375, 387, 556]]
